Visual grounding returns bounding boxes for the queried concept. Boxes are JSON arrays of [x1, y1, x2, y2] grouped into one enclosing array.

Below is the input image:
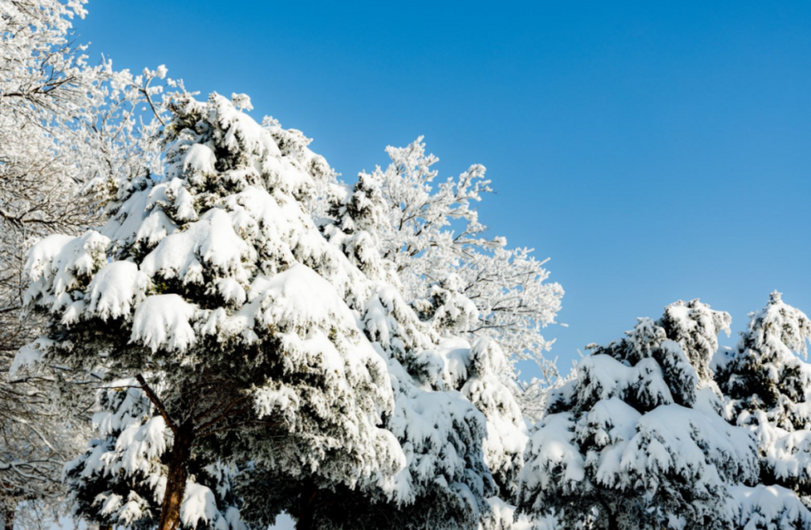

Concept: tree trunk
[[2, 505, 13, 530], [157, 421, 195, 530], [99, 525, 113, 530], [598, 499, 618, 530], [605, 510, 619, 530], [295, 480, 318, 530]]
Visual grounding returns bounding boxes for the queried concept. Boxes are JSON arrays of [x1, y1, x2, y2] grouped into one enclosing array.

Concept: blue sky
[[75, 1, 811, 372]]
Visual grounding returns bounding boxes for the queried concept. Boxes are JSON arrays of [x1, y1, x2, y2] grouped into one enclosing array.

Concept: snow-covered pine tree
[[16, 93, 404, 530], [64, 380, 243, 530], [245, 174, 532, 530], [236, 172, 499, 530], [715, 292, 811, 506], [517, 300, 760, 530], [237, 345, 498, 530], [337, 138, 564, 416]]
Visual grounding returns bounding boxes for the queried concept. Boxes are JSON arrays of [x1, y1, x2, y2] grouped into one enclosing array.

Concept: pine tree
[[516, 300, 760, 530], [230, 161, 536, 530], [715, 292, 811, 505], [232, 276, 499, 530], [17, 93, 403, 530], [64, 381, 244, 530]]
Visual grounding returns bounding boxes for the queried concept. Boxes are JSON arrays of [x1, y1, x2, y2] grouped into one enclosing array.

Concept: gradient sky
[[74, 1, 811, 375]]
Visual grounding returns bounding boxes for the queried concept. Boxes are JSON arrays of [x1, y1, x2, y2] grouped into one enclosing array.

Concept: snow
[[216, 277, 247, 306], [577, 353, 677, 408], [519, 412, 586, 497], [9, 336, 53, 376], [731, 484, 811, 529], [629, 404, 759, 485], [137, 208, 178, 248], [24, 231, 110, 313], [431, 337, 471, 389], [361, 282, 431, 363], [231, 92, 254, 112], [86, 261, 149, 321], [115, 415, 169, 475], [483, 497, 555, 530], [130, 294, 198, 353], [182, 143, 217, 175], [381, 355, 491, 506], [252, 386, 301, 422], [248, 263, 357, 331], [181, 483, 237, 530], [140, 208, 253, 284], [761, 422, 811, 486], [167, 178, 199, 222], [584, 397, 640, 448], [268, 513, 296, 529], [102, 189, 153, 244]]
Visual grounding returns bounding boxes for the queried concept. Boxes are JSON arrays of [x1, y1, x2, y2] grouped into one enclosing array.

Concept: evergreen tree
[[16, 93, 403, 530], [516, 300, 760, 530], [715, 292, 811, 505], [232, 163, 536, 530], [64, 381, 243, 530]]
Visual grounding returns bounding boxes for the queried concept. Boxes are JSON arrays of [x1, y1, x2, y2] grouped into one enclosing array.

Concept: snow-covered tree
[[0, 1, 173, 527], [517, 300, 761, 530], [237, 336, 528, 530], [328, 138, 564, 413], [16, 93, 405, 530], [64, 381, 243, 530], [333, 173, 534, 528], [222, 153, 541, 530], [231, 158, 534, 529], [322, 169, 396, 285], [715, 292, 811, 506]]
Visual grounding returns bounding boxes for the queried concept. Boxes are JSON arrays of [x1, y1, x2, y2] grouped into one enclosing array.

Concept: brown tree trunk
[[157, 421, 195, 530], [295, 480, 317, 530], [99, 525, 113, 530]]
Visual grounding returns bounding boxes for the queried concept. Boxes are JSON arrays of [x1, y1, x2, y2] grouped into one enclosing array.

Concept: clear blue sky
[[75, 1, 811, 373]]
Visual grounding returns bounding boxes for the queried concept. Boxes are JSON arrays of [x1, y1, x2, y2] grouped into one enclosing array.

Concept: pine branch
[[135, 374, 178, 435]]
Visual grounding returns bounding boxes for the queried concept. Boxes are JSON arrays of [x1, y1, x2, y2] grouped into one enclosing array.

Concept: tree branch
[[135, 374, 177, 435]]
